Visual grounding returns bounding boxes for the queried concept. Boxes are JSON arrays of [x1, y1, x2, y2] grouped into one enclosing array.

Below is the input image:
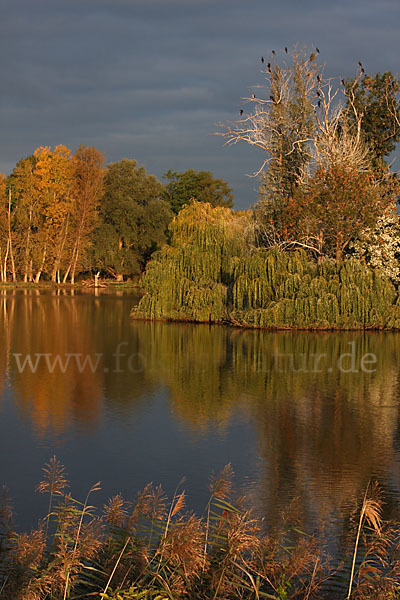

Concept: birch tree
[[33, 145, 74, 282], [63, 146, 105, 284]]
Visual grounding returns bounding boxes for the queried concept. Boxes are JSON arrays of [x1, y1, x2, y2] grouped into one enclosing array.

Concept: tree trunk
[[35, 246, 47, 283], [24, 209, 33, 282], [28, 260, 33, 282], [70, 207, 87, 286], [7, 189, 16, 282], [52, 214, 70, 283], [62, 264, 71, 284], [2, 241, 9, 282]]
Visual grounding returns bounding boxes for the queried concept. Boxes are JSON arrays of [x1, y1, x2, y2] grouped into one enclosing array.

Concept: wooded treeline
[[0, 150, 233, 283], [3, 48, 400, 299]]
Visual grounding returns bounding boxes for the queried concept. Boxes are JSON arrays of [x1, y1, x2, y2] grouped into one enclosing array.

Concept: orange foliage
[[280, 164, 396, 259]]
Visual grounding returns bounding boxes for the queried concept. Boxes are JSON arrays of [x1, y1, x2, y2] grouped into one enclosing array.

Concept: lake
[[1, 289, 400, 541]]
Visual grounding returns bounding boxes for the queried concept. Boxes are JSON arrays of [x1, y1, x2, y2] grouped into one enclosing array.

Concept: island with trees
[[132, 48, 400, 330]]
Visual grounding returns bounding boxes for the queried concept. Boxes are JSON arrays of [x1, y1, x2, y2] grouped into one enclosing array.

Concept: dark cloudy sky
[[1, 0, 399, 208]]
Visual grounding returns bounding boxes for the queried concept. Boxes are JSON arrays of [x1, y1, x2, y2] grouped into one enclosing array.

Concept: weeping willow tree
[[132, 202, 400, 329], [133, 202, 249, 323]]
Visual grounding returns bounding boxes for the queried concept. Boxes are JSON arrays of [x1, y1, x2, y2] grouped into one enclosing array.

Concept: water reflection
[[1, 289, 400, 533], [1, 290, 104, 434], [133, 323, 400, 524]]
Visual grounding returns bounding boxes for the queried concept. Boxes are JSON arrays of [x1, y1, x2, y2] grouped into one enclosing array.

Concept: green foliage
[[344, 72, 400, 166], [134, 203, 247, 323], [162, 168, 233, 214], [91, 159, 173, 280], [133, 202, 400, 329]]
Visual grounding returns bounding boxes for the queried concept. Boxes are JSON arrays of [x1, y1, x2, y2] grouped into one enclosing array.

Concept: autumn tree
[[0, 176, 6, 280], [255, 121, 395, 260], [91, 159, 172, 280], [33, 145, 74, 282], [8, 154, 40, 281], [0, 174, 13, 282], [63, 146, 105, 284], [163, 169, 233, 213], [295, 166, 392, 260]]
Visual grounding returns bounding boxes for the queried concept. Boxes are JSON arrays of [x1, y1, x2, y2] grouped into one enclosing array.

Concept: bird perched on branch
[[261, 56, 264, 63], [316, 47, 320, 53], [240, 109, 243, 115], [251, 93, 256, 99], [285, 47, 288, 53], [309, 52, 316, 62], [272, 49, 276, 55]]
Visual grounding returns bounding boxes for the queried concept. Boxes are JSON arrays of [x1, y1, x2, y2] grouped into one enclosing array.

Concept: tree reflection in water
[[1, 289, 400, 536]]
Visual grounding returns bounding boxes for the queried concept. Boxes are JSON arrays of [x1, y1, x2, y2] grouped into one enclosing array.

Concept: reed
[[1, 460, 400, 599]]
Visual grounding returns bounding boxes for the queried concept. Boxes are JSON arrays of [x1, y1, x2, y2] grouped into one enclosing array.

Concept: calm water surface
[[1, 289, 400, 539]]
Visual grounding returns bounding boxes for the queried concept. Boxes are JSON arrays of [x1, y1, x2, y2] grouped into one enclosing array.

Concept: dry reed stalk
[[346, 482, 383, 600]]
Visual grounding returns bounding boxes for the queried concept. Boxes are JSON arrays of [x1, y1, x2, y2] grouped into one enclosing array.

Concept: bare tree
[[220, 47, 384, 259]]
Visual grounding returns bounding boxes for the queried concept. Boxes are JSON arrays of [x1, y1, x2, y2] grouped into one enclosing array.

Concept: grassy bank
[[0, 280, 141, 291], [0, 459, 399, 599]]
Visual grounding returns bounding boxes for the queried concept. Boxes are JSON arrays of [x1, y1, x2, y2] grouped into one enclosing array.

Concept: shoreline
[[0, 280, 141, 290], [131, 313, 400, 332]]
